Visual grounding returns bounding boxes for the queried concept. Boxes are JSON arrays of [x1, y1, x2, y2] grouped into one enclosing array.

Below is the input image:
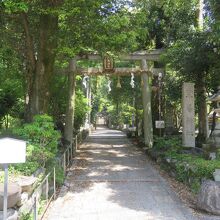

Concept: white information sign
[[0, 138, 26, 164], [155, 121, 165, 129]]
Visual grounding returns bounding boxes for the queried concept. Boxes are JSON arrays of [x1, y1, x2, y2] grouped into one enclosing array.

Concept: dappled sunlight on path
[[45, 126, 197, 220]]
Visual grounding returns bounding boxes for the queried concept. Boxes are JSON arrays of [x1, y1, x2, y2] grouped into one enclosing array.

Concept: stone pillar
[[141, 59, 153, 148], [64, 59, 76, 145], [182, 83, 195, 147]]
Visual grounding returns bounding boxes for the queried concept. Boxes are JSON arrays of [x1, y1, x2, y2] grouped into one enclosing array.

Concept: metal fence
[[23, 129, 89, 220], [59, 136, 77, 175], [32, 169, 56, 220]]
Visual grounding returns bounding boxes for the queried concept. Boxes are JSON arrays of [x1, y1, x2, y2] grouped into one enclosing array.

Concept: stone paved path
[[46, 127, 198, 220]]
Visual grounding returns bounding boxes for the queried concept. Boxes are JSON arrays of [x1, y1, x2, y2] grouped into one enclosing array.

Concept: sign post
[[155, 120, 165, 129], [0, 138, 26, 220]]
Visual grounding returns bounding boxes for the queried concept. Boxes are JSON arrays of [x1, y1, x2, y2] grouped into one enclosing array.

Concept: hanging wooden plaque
[[103, 56, 114, 72]]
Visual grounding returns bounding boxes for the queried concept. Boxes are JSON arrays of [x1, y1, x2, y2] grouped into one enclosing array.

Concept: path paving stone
[[46, 127, 199, 220]]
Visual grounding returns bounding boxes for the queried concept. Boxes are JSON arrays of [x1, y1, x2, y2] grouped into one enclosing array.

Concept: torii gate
[[64, 49, 164, 148]]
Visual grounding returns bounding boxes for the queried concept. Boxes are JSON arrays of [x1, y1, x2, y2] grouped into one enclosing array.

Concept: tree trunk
[[22, 4, 59, 122], [195, 74, 208, 147], [21, 13, 37, 122], [153, 34, 165, 136]]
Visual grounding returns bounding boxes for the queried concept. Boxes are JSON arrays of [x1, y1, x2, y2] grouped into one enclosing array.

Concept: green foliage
[[153, 136, 220, 193], [0, 89, 18, 118], [49, 75, 68, 120], [0, 39, 24, 127], [74, 89, 89, 131], [90, 74, 143, 129], [50, 74, 89, 131], [91, 76, 109, 123], [14, 115, 60, 154], [58, 0, 138, 55], [164, 31, 214, 79], [20, 213, 32, 220], [107, 103, 135, 126], [105, 75, 140, 127], [154, 136, 181, 151], [166, 152, 220, 178], [11, 162, 39, 176], [13, 115, 61, 169], [107, 105, 121, 126], [167, 152, 220, 193], [134, 0, 199, 49]]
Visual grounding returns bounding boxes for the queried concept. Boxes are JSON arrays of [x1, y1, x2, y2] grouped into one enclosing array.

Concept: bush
[[166, 152, 220, 193], [11, 161, 39, 176], [167, 152, 220, 177], [150, 136, 182, 159], [154, 136, 181, 151], [152, 136, 220, 193], [12, 114, 61, 173]]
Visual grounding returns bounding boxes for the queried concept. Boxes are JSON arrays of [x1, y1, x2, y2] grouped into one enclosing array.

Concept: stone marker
[[182, 83, 195, 147], [0, 183, 21, 211], [197, 180, 220, 215], [0, 209, 18, 220]]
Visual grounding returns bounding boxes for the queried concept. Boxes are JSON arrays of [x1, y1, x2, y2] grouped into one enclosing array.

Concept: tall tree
[[1, 1, 63, 121]]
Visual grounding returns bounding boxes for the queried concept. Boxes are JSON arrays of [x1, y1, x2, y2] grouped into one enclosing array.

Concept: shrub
[[11, 161, 39, 176], [152, 136, 220, 193], [13, 114, 61, 171], [165, 151, 220, 193], [153, 136, 181, 151]]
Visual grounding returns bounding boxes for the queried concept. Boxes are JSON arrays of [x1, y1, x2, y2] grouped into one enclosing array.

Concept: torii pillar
[[64, 59, 76, 145], [141, 59, 153, 148]]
